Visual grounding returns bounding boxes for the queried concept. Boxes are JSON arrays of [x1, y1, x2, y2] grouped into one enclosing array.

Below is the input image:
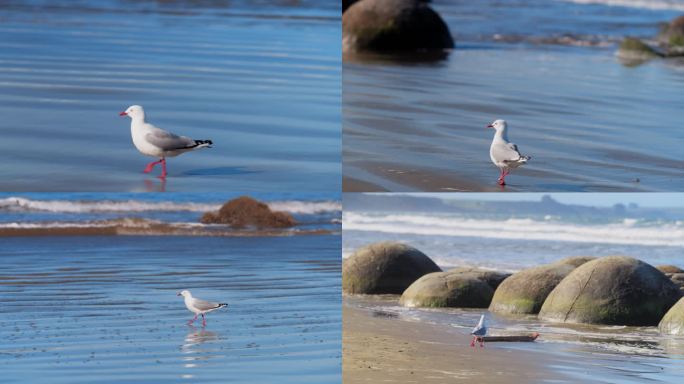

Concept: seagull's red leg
[[188, 314, 198, 325], [144, 159, 163, 173], [470, 336, 476, 347], [160, 158, 167, 179], [480, 337, 485, 348]]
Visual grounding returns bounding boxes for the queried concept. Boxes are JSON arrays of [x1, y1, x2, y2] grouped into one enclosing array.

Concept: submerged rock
[[400, 271, 494, 308], [200, 196, 296, 228], [342, 242, 441, 294], [489, 260, 587, 315], [539, 256, 681, 326], [616, 37, 663, 64], [342, 0, 454, 53], [659, 297, 684, 335]]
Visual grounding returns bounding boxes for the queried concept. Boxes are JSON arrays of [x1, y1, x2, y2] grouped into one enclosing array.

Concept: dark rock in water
[[616, 37, 662, 64], [489, 259, 588, 315], [539, 256, 682, 326], [659, 297, 684, 335], [657, 265, 684, 274], [342, 0, 454, 53], [400, 271, 494, 308], [342, 241, 441, 294], [344, 0, 430, 13], [200, 196, 296, 228], [447, 267, 511, 290]]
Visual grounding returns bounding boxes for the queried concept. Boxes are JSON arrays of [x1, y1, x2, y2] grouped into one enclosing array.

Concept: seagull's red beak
[[119, 111, 127, 116], [486, 124, 494, 128]]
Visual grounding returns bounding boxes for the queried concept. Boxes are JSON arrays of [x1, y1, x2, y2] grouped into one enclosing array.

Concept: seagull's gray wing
[[145, 128, 195, 151], [192, 298, 222, 311], [493, 142, 525, 163]]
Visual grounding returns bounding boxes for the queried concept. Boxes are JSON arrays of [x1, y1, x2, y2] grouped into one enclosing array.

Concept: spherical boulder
[[400, 271, 494, 308], [659, 297, 684, 335], [342, 0, 454, 53], [539, 256, 681, 325], [657, 265, 684, 274], [342, 242, 441, 294], [447, 267, 511, 290], [489, 261, 581, 315], [555, 256, 596, 268]]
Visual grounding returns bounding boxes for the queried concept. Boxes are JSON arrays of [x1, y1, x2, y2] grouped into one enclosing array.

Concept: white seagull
[[177, 290, 227, 326], [487, 119, 531, 186], [470, 314, 487, 347], [120, 105, 213, 178]]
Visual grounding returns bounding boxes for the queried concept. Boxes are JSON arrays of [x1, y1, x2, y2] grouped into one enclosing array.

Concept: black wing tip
[[219, 303, 228, 308]]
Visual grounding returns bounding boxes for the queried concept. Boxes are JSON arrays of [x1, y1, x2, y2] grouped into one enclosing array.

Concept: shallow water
[[0, 0, 340, 192], [343, 0, 684, 192], [0, 234, 341, 384]]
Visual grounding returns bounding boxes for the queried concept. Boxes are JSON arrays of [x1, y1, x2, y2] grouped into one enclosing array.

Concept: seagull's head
[[177, 290, 191, 298], [487, 119, 507, 131], [119, 105, 144, 120]]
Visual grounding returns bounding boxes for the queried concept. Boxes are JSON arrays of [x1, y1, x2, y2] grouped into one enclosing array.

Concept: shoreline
[[343, 302, 566, 383]]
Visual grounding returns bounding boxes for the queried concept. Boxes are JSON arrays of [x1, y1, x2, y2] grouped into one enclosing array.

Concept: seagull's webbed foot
[[144, 159, 163, 174]]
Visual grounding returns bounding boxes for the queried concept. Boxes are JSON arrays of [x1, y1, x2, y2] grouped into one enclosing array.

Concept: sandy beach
[[343, 304, 562, 383]]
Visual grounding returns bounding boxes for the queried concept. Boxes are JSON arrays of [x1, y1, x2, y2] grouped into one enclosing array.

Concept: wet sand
[[343, 304, 563, 383]]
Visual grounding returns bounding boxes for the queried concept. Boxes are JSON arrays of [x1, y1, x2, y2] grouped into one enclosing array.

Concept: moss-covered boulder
[[489, 260, 586, 315], [342, 242, 441, 294], [447, 267, 511, 290], [539, 256, 681, 325], [342, 0, 454, 53], [200, 196, 296, 228], [657, 15, 684, 48], [400, 271, 494, 308], [616, 37, 662, 63], [659, 297, 684, 335]]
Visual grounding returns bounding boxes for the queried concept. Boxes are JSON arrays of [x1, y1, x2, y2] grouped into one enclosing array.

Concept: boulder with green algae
[[400, 271, 494, 308], [657, 15, 684, 48], [342, 242, 441, 294], [659, 297, 684, 335], [447, 267, 511, 290], [489, 257, 594, 315], [617, 37, 662, 62], [539, 256, 681, 326], [342, 0, 454, 53]]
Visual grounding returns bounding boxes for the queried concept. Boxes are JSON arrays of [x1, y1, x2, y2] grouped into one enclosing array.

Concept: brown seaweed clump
[[200, 196, 296, 229]]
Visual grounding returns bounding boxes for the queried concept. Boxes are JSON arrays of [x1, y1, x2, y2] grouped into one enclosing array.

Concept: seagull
[[487, 119, 531, 186], [177, 290, 227, 327], [470, 314, 487, 347], [120, 105, 213, 179]]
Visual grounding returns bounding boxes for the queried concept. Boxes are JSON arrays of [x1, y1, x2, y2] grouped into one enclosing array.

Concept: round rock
[[659, 297, 684, 335], [447, 267, 511, 290], [342, 0, 454, 53], [342, 242, 441, 294], [489, 261, 581, 315], [400, 271, 494, 308], [539, 256, 681, 325]]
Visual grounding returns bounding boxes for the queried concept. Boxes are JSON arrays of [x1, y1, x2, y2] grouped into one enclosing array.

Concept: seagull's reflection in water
[[181, 325, 223, 369], [144, 177, 166, 192]]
